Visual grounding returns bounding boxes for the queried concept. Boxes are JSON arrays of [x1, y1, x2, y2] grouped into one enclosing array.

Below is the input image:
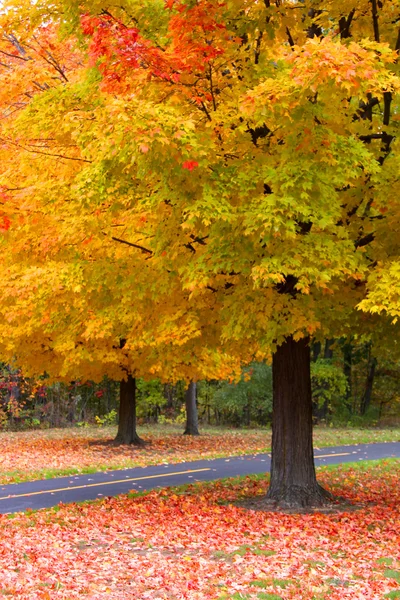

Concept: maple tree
[[0, 23, 247, 444], [0, 0, 400, 507], [0, 244, 242, 443]]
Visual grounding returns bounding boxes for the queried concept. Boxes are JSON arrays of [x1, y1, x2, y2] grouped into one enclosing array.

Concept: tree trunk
[[114, 375, 145, 445], [360, 356, 377, 416], [324, 339, 334, 359], [183, 381, 200, 435], [312, 341, 321, 362], [163, 383, 174, 410], [266, 336, 332, 509], [342, 341, 353, 411]]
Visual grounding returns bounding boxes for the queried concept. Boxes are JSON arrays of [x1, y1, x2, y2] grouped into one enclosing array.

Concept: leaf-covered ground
[[0, 425, 399, 484], [0, 460, 399, 599]]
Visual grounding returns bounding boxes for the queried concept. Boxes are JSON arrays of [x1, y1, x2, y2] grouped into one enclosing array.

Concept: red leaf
[[182, 160, 199, 171]]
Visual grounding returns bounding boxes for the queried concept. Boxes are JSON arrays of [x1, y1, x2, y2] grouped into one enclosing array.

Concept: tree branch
[[110, 236, 153, 255], [208, 64, 217, 111], [0, 137, 92, 163], [0, 49, 29, 61], [356, 95, 380, 121], [277, 274, 298, 297], [307, 8, 323, 39], [3, 34, 27, 57], [339, 9, 356, 39], [370, 0, 380, 42], [383, 91, 392, 126], [247, 123, 271, 146], [355, 231, 375, 248], [286, 27, 295, 48], [255, 30, 263, 64]]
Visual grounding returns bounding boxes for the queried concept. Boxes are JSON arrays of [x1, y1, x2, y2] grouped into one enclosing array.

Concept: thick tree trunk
[[183, 381, 200, 435], [266, 336, 332, 509], [114, 375, 145, 445]]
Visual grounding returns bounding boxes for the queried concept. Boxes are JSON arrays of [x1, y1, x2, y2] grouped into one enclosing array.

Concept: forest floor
[[0, 424, 399, 484], [0, 459, 399, 599]]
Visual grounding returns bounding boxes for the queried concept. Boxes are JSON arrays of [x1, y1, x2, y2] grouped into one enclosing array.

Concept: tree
[[0, 23, 249, 443], [1, 0, 399, 506]]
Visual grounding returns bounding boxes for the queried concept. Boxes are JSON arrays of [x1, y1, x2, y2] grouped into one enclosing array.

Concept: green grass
[[318, 457, 400, 474], [385, 570, 400, 583], [250, 579, 296, 590], [1, 422, 399, 443], [218, 592, 283, 600]]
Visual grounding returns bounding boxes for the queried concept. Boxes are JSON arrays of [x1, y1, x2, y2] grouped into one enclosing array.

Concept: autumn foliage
[[0, 461, 399, 598]]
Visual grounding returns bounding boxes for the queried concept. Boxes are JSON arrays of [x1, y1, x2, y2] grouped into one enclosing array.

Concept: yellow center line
[[315, 452, 351, 459], [267, 452, 352, 459], [0, 468, 211, 501]]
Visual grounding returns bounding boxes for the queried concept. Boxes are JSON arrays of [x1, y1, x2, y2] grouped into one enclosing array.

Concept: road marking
[[0, 468, 211, 501], [267, 452, 351, 459], [315, 452, 351, 459]]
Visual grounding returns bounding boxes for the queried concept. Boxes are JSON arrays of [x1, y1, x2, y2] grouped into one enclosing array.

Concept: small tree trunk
[[360, 357, 377, 416], [343, 341, 353, 411], [312, 341, 321, 362], [324, 339, 334, 359], [266, 336, 332, 509], [183, 381, 200, 435], [163, 383, 174, 410], [114, 375, 145, 445]]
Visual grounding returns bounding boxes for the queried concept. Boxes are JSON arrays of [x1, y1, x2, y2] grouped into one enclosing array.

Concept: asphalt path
[[0, 441, 399, 514]]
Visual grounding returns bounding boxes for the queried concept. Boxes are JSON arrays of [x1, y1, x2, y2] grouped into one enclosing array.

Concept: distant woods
[[1, 339, 398, 431]]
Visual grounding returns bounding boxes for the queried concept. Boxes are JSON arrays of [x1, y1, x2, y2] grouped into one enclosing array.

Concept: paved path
[[0, 442, 399, 514]]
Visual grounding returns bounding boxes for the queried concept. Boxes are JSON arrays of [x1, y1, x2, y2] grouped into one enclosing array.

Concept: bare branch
[[0, 137, 92, 163], [3, 34, 27, 57], [110, 236, 153, 255], [286, 27, 295, 48], [0, 49, 29, 62]]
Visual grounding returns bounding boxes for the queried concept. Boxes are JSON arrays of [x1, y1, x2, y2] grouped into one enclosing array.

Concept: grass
[[0, 423, 398, 485]]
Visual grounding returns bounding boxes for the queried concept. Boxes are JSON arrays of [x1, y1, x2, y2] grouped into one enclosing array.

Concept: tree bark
[[312, 341, 321, 362], [114, 375, 145, 445], [324, 339, 334, 359], [342, 341, 353, 412], [183, 381, 200, 435], [266, 336, 332, 509], [360, 356, 377, 416]]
